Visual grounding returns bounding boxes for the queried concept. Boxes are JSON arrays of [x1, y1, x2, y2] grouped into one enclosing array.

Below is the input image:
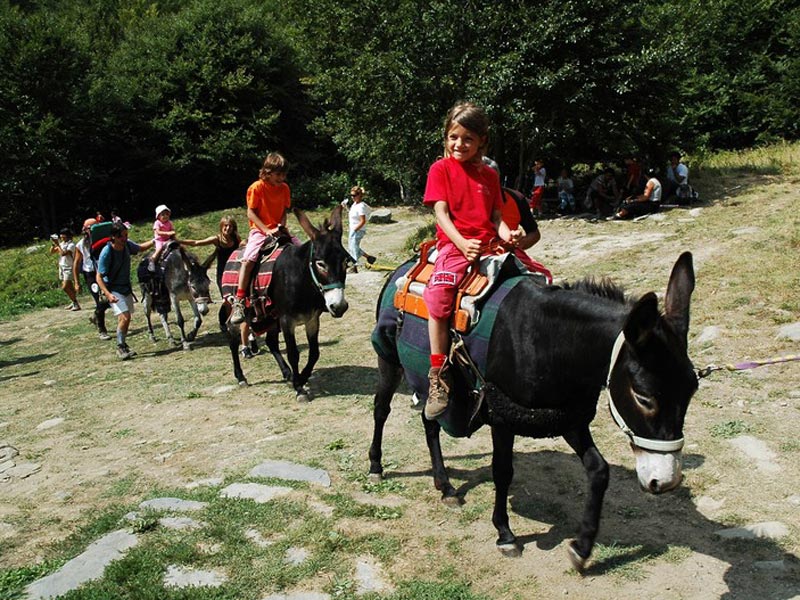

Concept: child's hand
[[507, 228, 523, 246], [460, 238, 482, 262]]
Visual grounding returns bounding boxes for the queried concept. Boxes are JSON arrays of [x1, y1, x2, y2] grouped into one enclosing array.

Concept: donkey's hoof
[[182, 342, 192, 351], [441, 494, 462, 508], [367, 472, 383, 483], [497, 542, 521, 558], [567, 541, 588, 573], [238, 379, 249, 387], [296, 389, 311, 403], [149, 336, 157, 344]]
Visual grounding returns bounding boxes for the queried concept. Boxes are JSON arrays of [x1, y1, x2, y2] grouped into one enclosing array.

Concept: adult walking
[[95, 223, 154, 360], [73, 218, 111, 340]]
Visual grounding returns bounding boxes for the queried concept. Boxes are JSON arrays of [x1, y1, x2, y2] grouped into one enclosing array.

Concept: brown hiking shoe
[[425, 365, 452, 420], [230, 298, 246, 324]]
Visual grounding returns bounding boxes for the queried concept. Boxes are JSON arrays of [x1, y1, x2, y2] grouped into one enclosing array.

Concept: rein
[[696, 354, 800, 379], [308, 242, 344, 295], [605, 332, 685, 453]]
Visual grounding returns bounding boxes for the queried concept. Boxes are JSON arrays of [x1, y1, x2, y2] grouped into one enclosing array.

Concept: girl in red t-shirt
[[421, 102, 522, 420]]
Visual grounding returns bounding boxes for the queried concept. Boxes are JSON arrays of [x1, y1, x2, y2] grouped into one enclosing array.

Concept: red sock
[[430, 353, 446, 369], [236, 289, 246, 299]]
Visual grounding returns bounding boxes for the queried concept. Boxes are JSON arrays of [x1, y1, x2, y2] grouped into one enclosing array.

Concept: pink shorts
[[423, 243, 472, 320], [242, 229, 302, 262]]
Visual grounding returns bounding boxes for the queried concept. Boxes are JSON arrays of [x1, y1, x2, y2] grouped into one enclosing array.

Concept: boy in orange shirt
[[230, 152, 291, 324]]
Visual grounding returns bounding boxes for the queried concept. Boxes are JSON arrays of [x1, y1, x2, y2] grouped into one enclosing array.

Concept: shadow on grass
[[0, 352, 56, 369], [0, 337, 22, 346]]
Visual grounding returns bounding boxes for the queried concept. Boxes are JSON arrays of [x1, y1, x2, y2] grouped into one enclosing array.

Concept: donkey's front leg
[[491, 425, 519, 557], [296, 315, 320, 388], [422, 415, 460, 506], [228, 322, 247, 386], [280, 319, 311, 402], [562, 426, 609, 571], [142, 291, 157, 342], [264, 329, 292, 381], [171, 295, 191, 350], [368, 356, 403, 482], [185, 299, 202, 342]]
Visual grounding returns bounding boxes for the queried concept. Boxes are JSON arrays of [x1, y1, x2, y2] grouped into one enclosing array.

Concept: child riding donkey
[[422, 102, 551, 420]]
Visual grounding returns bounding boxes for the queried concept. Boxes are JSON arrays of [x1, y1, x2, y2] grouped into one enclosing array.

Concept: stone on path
[[728, 436, 781, 473], [694, 495, 725, 516], [212, 385, 237, 395], [250, 460, 331, 487], [715, 521, 789, 540], [25, 530, 138, 600], [776, 322, 800, 342], [731, 226, 760, 235], [220, 483, 292, 504], [245, 528, 275, 548], [185, 477, 223, 490], [139, 497, 208, 512], [354, 556, 394, 596], [695, 326, 721, 344], [5, 462, 41, 479], [368, 209, 392, 224], [35, 418, 64, 431], [689, 208, 703, 217], [159, 516, 204, 531], [284, 547, 310, 566], [163, 565, 227, 589], [262, 593, 331, 600]]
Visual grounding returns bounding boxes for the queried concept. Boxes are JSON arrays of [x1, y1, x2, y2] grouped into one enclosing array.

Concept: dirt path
[[1, 197, 798, 599]]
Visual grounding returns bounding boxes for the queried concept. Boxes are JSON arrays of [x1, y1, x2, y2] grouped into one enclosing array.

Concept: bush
[[291, 172, 353, 209]]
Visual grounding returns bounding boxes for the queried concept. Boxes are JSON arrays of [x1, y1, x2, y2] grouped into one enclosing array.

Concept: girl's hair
[[218, 215, 238, 243], [443, 102, 490, 159], [259, 152, 288, 180], [350, 185, 365, 197]]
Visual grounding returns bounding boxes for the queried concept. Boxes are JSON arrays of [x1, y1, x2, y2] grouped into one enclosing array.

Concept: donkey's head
[[293, 205, 350, 317], [607, 252, 698, 494], [179, 248, 212, 315]]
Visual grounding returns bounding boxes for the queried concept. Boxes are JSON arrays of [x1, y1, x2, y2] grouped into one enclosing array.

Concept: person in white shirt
[[666, 151, 690, 202], [344, 185, 376, 273], [611, 168, 662, 219], [50, 228, 80, 311]]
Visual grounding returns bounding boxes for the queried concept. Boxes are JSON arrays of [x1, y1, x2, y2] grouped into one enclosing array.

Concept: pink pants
[[423, 242, 553, 320], [242, 229, 301, 262]]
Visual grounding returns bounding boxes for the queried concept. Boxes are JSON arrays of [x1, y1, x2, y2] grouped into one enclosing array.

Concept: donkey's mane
[[564, 277, 628, 304]]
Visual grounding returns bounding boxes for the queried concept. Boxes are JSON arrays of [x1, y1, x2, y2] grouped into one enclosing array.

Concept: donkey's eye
[[632, 390, 656, 411], [315, 260, 328, 273]]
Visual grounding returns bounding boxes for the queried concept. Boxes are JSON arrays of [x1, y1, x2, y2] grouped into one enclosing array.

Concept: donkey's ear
[[293, 207, 319, 241], [664, 251, 695, 344], [624, 292, 660, 349], [328, 204, 344, 233]]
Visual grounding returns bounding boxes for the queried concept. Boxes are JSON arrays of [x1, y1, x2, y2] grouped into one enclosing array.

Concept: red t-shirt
[[247, 179, 291, 231], [423, 157, 502, 246]]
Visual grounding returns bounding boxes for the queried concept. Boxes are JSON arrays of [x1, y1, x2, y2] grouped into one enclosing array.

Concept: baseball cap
[[155, 204, 171, 217]]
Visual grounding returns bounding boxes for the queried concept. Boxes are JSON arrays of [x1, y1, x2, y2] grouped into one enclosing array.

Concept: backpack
[[89, 221, 114, 261]]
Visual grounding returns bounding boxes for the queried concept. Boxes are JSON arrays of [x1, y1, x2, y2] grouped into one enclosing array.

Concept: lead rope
[[697, 354, 800, 379]]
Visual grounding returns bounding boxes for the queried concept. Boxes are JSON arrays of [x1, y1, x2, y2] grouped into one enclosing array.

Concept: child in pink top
[[148, 204, 176, 271], [421, 102, 522, 420]]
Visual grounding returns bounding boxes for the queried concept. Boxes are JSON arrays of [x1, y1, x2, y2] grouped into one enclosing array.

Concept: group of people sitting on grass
[[526, 151, 696, 220]]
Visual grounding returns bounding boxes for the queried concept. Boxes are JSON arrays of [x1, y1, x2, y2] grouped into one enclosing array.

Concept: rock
[[694, 495, 725, 516], [731, 226, 760, 235], [728, 436, 780, 473], [43, 380, 57, 386], [753, 560, 787, 571], [368, 209, 392, 224], [776, 322, 800, 342], [695, 326, 721, 344], [159, 517, 204, 530], [185, 477, 223, 490], [219, 483, 292, 504], [284, 547, 310, 566], [244, 528, 275, 548], [0, 444, 18, 462], [212, 385, 237, 395], [689, 208, 703, 217], [25, 245, 44, 255], [787, 495, 800, 506], [36, 418, 65, 431], [138, 497, 208, 512], [25, 530, 138, 599], [715, 521, 789, 540], [5, 462, 41, 479], [354, 556, 394, 595], [163, 565, 227, 589], [249, 460, 331, 487]]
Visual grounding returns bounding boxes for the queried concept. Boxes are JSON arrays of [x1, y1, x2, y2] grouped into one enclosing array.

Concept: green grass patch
[[710, 420, 751, 439]]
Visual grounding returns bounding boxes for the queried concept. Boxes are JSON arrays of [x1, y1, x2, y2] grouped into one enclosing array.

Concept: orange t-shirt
[[246, 179, 291, 231], [500, 190, 522, 230]]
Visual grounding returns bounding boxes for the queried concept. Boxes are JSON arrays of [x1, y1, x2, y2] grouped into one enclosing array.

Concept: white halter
[[605, 332, 685, 453]]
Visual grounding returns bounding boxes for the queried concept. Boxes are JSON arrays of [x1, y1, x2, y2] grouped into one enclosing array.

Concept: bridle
[[308, 241, 344, 297], [605, 332, 685, 453]]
